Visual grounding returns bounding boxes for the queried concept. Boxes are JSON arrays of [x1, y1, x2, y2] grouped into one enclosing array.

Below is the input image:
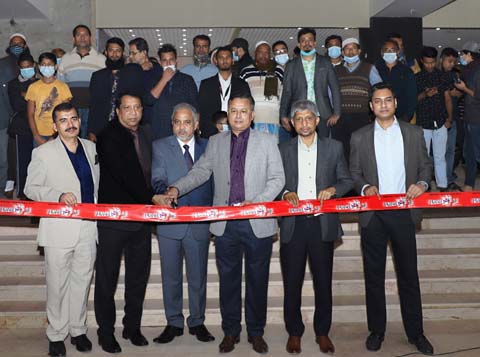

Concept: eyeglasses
[[273, 49, 288, 55]]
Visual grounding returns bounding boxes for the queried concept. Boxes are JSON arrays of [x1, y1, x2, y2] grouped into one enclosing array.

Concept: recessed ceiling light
[[321, 45, 325, 48], [159, 42, 163, 45], [128, 29, 133, 32], [289, 36, 293, 40], [208, 34, 212, 37], [182, 29, 186, 32], [344, 27, 349, 30], [209, 28, 213, 32], [438, 45, 442, 48], [180, 46, 183, 49], [131, 34, 135, 37], [457, 37, 462, 41], [182, 33, 187, 37], [297, 27, 301, 30], [436, 27, 441, 31], [156, 29, 160, 32], [157, 33, 161, 37]]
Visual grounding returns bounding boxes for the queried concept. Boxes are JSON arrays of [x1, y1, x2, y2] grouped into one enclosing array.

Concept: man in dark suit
[[350, 82, 434, 355], [94, 92, 163, 353], [280, 28, 341, 138], [88, 37, 144, 142], [198, 46, 251, 138], [151, 103, 214, 344], [279, 100, 352, 354]]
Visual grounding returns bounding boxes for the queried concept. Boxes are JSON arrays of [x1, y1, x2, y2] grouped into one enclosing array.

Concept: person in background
[[51, 48, 65, 65], [272, 40, 291, 143], [325, 34, 343, 67], [25, 52, 72, 147], [230, 38, 253, 76], [212, 110, 228, 133], [181, 34, 218, 90]]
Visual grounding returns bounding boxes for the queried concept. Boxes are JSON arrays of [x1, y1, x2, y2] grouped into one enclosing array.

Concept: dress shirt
[[219, 73, 232, 112], [176, 136, 195, 161], [297, 134, 317, 200], [301, 56, 316, 104], [374, 118, 406, 194], [228, 128, 250, 205], [62, 140, 94, 203]]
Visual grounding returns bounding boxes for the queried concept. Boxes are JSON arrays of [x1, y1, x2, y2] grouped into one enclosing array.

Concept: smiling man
[[25, 102, 100, 357]]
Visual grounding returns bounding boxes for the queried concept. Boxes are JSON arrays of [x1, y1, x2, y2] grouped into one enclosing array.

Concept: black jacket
[[7, 77, 36, 135], [88, 63, 144, 136], [96, 119, 153, 231], [198, 74, 251, 138]]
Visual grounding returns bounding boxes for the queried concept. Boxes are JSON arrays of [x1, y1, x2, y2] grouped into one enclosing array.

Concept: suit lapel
[[169, 135, 188, 173], [316, 137, 328, 189], [78, 138, 98, 189], [366, 124, 379, 185], [54, 137, 80, 186], [399, 121, 410, 173], [290, 138, 299, 191]]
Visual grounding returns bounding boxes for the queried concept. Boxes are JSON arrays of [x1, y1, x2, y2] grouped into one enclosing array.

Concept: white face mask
[[221, 124, 230, 132], [164, 64, 176, 71]]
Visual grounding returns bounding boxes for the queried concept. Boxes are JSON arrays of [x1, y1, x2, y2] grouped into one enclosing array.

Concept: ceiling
[[102, 27, 480, 58]]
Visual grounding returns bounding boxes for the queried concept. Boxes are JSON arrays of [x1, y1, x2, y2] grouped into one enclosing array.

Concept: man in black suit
[[279, 99, 352, 354], [88, 37, 144, 142], [350, 82, 434, 355], [198, 46, 251, 138], [94, 92, 163, 353]]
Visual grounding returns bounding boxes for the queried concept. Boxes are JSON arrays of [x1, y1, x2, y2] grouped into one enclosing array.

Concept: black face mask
[[106, 57, 125, 70]]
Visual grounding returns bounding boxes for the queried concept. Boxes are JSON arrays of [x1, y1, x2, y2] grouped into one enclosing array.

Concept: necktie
[[183, 144, 194, 170]]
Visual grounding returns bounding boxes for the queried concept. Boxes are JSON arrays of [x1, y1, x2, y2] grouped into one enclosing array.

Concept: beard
[[106, 57, 125, 70]]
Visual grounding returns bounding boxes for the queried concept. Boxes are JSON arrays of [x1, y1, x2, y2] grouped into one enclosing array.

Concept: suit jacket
[[96, 119, 153, 231], [279, 136, 353, 243], [349, 120, 432, 227], [88, 63, 145, 135], [152, 135, 213, 239], [279, 54, 341, 123], [198, 74, 251, 138], [173, 129, 285, 238], [0, 54, 18, 129], [24, 137, 99, 248]]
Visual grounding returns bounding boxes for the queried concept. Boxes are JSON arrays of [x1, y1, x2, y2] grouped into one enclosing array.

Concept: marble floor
[[1, 320, 479, 357]]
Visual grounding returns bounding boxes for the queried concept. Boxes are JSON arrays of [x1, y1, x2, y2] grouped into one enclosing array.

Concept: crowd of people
[[1, 23, 479, 356]]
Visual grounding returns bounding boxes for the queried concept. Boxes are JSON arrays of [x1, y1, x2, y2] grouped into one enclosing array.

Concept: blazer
[[278, 136, 353, 243], [152, 135, 213, 239], [88, 63, 145, 135], [198, 74, 251, 138], [173, 129, 285, 238], [96, 119, 153, 231], [24, 137, 99, 248], [279, 54, 341, 122], [349, 120, 433, 227]]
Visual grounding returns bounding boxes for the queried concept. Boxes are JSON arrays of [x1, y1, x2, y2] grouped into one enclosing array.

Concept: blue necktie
[[183, 144, 193, 170]]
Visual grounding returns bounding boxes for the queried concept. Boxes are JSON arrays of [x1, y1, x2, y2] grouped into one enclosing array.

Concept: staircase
[[1, 215, 480, 329]]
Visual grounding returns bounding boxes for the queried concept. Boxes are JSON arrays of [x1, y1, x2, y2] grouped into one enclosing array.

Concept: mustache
[[65, 127, 78, 132]]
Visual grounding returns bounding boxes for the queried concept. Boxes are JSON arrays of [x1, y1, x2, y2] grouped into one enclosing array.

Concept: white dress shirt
[[219, 73, 232, 112], [177, 136, 195, 161], [374, 118, 406, 194], [297, 134, 317, 200]]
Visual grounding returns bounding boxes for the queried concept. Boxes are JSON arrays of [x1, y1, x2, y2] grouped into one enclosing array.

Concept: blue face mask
[[460, 57, 468, 66], [344, 55, 359, 64], [222, 124, 230, 132], [9, 45, 24, 57], [20, 67, 35, 79], [232, 52, 239, 62], [383, 52, 397, 64], [275, 53, 289, 65], [39, 65, 55, 78], [300, 48, 316, 57], [56, 57, 62, 65], [327, 46, 341, 59]]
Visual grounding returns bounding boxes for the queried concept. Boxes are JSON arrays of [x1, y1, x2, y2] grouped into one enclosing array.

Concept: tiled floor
[[1, 320, 479, 357]]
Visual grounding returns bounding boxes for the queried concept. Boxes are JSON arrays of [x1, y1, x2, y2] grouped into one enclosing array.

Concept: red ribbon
[[0, 192, 478, 223]]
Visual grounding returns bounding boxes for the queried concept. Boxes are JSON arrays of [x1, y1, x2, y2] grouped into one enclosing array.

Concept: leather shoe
[[286, 336, 301, 354], [49, 341, 66, 357], [316, 335, 335, 353], [122, 329, 149, 346], [408, 334, 434, 355], [98, 334, 122, 354], [189, 324, 215, 342], [153, 325, 183, 344], [366, 332, 384, 351], [71, 334, 92, 352], [219, 335, 240, 353], [248, 335, 269, 354]]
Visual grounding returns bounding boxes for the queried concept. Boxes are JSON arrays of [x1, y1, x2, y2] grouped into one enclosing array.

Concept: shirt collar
[[219, 73, 232, 83], [176, 136, 195, 149], [298, 133, 317, 151], [231, 127, 250, 140], [374, 116, 399, 132]]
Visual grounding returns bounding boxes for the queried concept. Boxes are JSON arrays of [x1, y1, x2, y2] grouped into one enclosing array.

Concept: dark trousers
[[280, 216, 334, 337], [361, 210, 423, 339], [94, 224, 151, 336], [215, 220, 273, 337], [331, 112, 371, 163]]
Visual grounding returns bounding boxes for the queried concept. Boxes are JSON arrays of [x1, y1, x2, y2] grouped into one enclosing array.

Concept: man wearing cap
[[0, 33, 30, 199], [280, 28, 341, 138], [333, 37, 382, 162], [454, 41, 480, 191], [240, 41, 284, 140], [231, 38, 254, 76]]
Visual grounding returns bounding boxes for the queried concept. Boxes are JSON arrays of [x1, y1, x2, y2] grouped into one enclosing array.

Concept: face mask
[[106, 57, 125, 70], [327, 46, 341, 59], [56, 57, 62, 65], [20, 67, 35, 79], [300, 49, 316, 57], [222, 124, 230, 132], [460, 57, 468, 66], [232, 52, 239, 62], [344, 55, 359, 64], [9, 45, 24, 57], [163, 64, 176, 71], [275, 53, 289, 65], [383, 52, 397, 64], [39, 65, 55, 78]]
